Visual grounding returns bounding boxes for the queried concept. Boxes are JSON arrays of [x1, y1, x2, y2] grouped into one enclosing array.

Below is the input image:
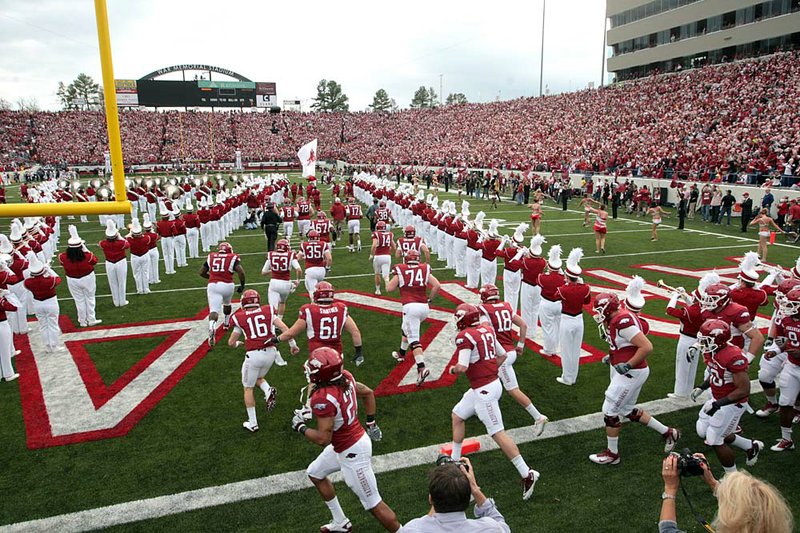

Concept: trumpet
[[657, 279, 693, 303]]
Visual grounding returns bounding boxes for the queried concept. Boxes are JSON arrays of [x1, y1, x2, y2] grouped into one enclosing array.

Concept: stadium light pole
[[539, 0, 546, 97], [600, 10, 607, 87]]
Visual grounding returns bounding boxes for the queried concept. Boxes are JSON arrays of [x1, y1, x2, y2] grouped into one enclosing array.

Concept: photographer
[[400, 457, 509, 532], [659, 454, 793, 533]]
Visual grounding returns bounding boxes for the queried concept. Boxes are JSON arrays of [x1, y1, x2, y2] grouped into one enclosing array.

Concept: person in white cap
[[623, 276, 646, 315], [156, 203, 176, 275], [173, 206, 188, 268], [479, 220, 502, 289], [464, 212, 484, 289], [98, 220, 130, 307], [183, 197, 201, 259], [0, 288, 19, 381], [143, 214, 161, 285], [519, 235, 546, 341], [1, 232, 28, 334], [730, 251, 770, 354], [197, 197, 212, 253], [538, 245, 565, 356], [556, 248, 591, 385], [496, 224, 527, 313], [23, 252, 63, 352], [58, 226, 101, 327], [126, 218, 152, 295]]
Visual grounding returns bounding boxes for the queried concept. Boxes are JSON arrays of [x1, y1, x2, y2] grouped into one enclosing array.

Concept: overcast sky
[[0, 0, 608, 111]]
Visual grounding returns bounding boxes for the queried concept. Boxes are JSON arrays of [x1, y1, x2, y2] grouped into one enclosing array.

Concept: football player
[[262, 239, 302, 320], [275, 281, 365, 367], [296, 196, 314, 238], [228, 290, 298, 432], [764, 287, 800, 451], [395, 225, 430, 264], [280, 201, 296, 242], [369, 221, 395, 296], [344, 197, 363, 252], [690, 319, 764, 469], [311, 211, 334, 246], [589, 293, 680, 465], [200, 241, 246, 347], [386, 250, 440, 386], [700, 283, 764, 363], [478, 284, 549, 434], [374, 200, 394, 230], [291, 347, 397, 533], [300, 230, 332, 301], [449, 303, 540, 500]]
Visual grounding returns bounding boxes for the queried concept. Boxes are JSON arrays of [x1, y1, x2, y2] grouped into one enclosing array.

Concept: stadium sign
[[140, 64, 251, 81]]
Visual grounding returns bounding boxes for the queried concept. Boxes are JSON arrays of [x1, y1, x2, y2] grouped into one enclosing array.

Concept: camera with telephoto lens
[[673, 449, 708, 477], [435, 454, 469, 472]]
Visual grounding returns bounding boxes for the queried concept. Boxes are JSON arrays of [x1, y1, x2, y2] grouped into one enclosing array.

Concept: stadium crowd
[[1, 51, 799, 183]]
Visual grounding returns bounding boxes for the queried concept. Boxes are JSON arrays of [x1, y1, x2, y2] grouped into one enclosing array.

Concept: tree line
[[312, 79, 468, 112]]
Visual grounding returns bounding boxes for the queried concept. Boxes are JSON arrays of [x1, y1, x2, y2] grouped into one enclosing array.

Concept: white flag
[[297, 139, 318, 178]]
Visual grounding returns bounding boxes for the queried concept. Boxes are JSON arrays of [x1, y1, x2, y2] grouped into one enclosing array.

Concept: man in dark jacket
[[260, 202, 282, 251], [740, 193, 753, 233], [719, 190, 736, 225], [677, 193, 687, 230]]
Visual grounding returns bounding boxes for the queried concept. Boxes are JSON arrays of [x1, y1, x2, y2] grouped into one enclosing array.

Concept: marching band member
[[665, 274, 710, 398], [520, 235, 546, 341], [464, 211, 485, 289], [143, 214, 161, 285], [197, 197, 212, 253], [0, 288, 18, 381], [538, 245, 565, 356], [173, 206, 188, 268], [127, 218, 152, 295], [496, 224, 526, 313], [479, 220, 502, 289], [453, 201, 469, 277], [24, 252, 63, 352], [157, 202, 176, 275], [556, 248, 591, 386], [183, 197, 201, 259], [99, 219, 130, 307], [59, 225, 101, 327], [2, 232, 29, 334], [730, 252, 769, 354]]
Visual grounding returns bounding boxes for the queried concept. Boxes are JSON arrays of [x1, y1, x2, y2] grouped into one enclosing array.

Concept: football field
[[1, 178, 799, 532]]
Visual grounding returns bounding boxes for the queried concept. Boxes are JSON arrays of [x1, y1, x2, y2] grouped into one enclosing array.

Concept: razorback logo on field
[[16, 310, 216, 449]]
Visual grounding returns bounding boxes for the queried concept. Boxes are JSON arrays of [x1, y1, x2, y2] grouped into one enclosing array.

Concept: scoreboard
[[116, 79, 277, 108]]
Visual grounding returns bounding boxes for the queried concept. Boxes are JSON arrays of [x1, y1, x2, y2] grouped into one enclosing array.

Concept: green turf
[[0, 177, 798, 532], [82, 334, 170, 386]]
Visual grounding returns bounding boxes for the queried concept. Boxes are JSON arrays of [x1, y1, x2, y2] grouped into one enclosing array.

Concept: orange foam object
[[440, 438, 481, 457], [769, 232, 776, 244]]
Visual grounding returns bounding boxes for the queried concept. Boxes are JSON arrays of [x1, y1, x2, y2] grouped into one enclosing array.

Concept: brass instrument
[[57, 178, 70, 190], [70, 180, 83, 193], [657, 279, 693, 303], [193, 177, 204, 188], [90, 178, 103, 189], [96, 186, 113, 201], [164, 184, 181, 200], [144, 178, 155, 191], [167, 177, 178, 186]]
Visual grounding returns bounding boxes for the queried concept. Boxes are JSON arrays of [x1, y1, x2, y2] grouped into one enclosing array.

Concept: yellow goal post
[[0, 0, 130, 218]]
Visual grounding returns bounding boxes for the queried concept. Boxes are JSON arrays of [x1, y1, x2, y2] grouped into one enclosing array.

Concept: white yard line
[[1, 384, 757, 533]]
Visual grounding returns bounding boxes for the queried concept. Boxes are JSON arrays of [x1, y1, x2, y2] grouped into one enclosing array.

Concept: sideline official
[[260, 203, 282, 251]]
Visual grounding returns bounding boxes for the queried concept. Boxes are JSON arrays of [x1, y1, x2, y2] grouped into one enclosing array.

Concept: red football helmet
[[697, 318, 731, 354], [240, 289, 260, 308], [454, 303, 481, 330], [218, 242, 233, 254], [379, 201, 386, 208], [700, 283, 731, 312], [376, 221, 387, 231], [304, 347, 343, 385], [317, 211, 326, 219], [348, 196, 355, 204], [275, 239, 290, 252], [592, 293, 620, 324], [313, 281, 335, 304], [780, 287, 800, 317], [480, 284, 500, 303], [405, 249, 420, 264], [307, 230, 320, 241], [404, 225, 416, 238]]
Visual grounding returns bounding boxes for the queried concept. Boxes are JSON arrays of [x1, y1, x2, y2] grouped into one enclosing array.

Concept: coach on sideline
[[399, 457, 509, 532], [260, 203, 282, 251]]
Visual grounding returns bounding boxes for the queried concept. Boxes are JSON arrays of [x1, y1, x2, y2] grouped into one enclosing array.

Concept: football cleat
[[522, 469, 540, 501], [207, 331, 216, 348], [352, 353, 364, 367], [746, 440, 764, 466], [755, 402, 780, 418], [663, 428, 680, 453], [265, 387, 277, 412], [589, 449, 620, 465], [770, 439, 795, 452], [320, 518, 352, 533], [533, 416, 549, 437], [242, 421, 259, 432], [391, 351, 405, 363], [416, 367, 430, 387]]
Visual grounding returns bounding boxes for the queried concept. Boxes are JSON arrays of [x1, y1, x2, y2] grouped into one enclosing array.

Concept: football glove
[[291, 410, 307, 433], [704, 401, 721, 417], [295, 406, 312, 421], [686, 344, 700, 363], [236, 284, 245, 294], [613, 362, 631, 375], [601, 355, 611, 365], [690, 387, 704, 402], [366, 421, 383, 442]]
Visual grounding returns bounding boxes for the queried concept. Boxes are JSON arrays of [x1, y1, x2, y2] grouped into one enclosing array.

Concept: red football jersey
[[375, 208, 391, 222], [556, 282, 591, 315], [58, 252, 98, 277], [372, 231, 394, 256], [345, 204, 363, 220], [280, 206, 296, 221], [301, 241, 327, 268], [607, 311, 648, 369], [206, 252, 239, 284], [730, 286, 768, 319], [310, 370, 365, 453], [394, 263, 430, 304], [296, 202, 311, 220], [479, 301, 516, 349], [300, 302, 348, 354], [311, 219, 332, 241], [701, 303, 751, 348], [455, 324, 500, 389], [773, 315, 800, 366], [265, 250, 297, 281], [704, 344, 749, 402], [397, 236, 423, 256], [232, 305, 275, 352], [538, 271, 566, 301], [666, 302, 703, 337]]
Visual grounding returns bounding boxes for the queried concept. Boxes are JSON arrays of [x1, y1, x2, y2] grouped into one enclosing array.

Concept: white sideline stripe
[[581, 243, 753, 261], [1, 382, 763, 533]]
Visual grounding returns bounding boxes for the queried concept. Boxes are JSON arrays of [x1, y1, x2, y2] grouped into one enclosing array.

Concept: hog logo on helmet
[[304, 347, 344, 384], [404, 249, 420, 264], [592, 292, 620, 324], [404, 225, 416, 238], [700, 283, 731, 312], [697, 318, 731, 354], [453, 303, 480, 330], [275, 239, 290, 252], [780, 287, 800, 317], [479, 284, 500, 303], [376, 221, 387, 231], [240, 289, 261, 308], [379, 201, 386, 208], [313, 281, 335, 303], [348, 196, 355, 204], [307, 230, 320, 241], [218, 242, 233, 254]]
